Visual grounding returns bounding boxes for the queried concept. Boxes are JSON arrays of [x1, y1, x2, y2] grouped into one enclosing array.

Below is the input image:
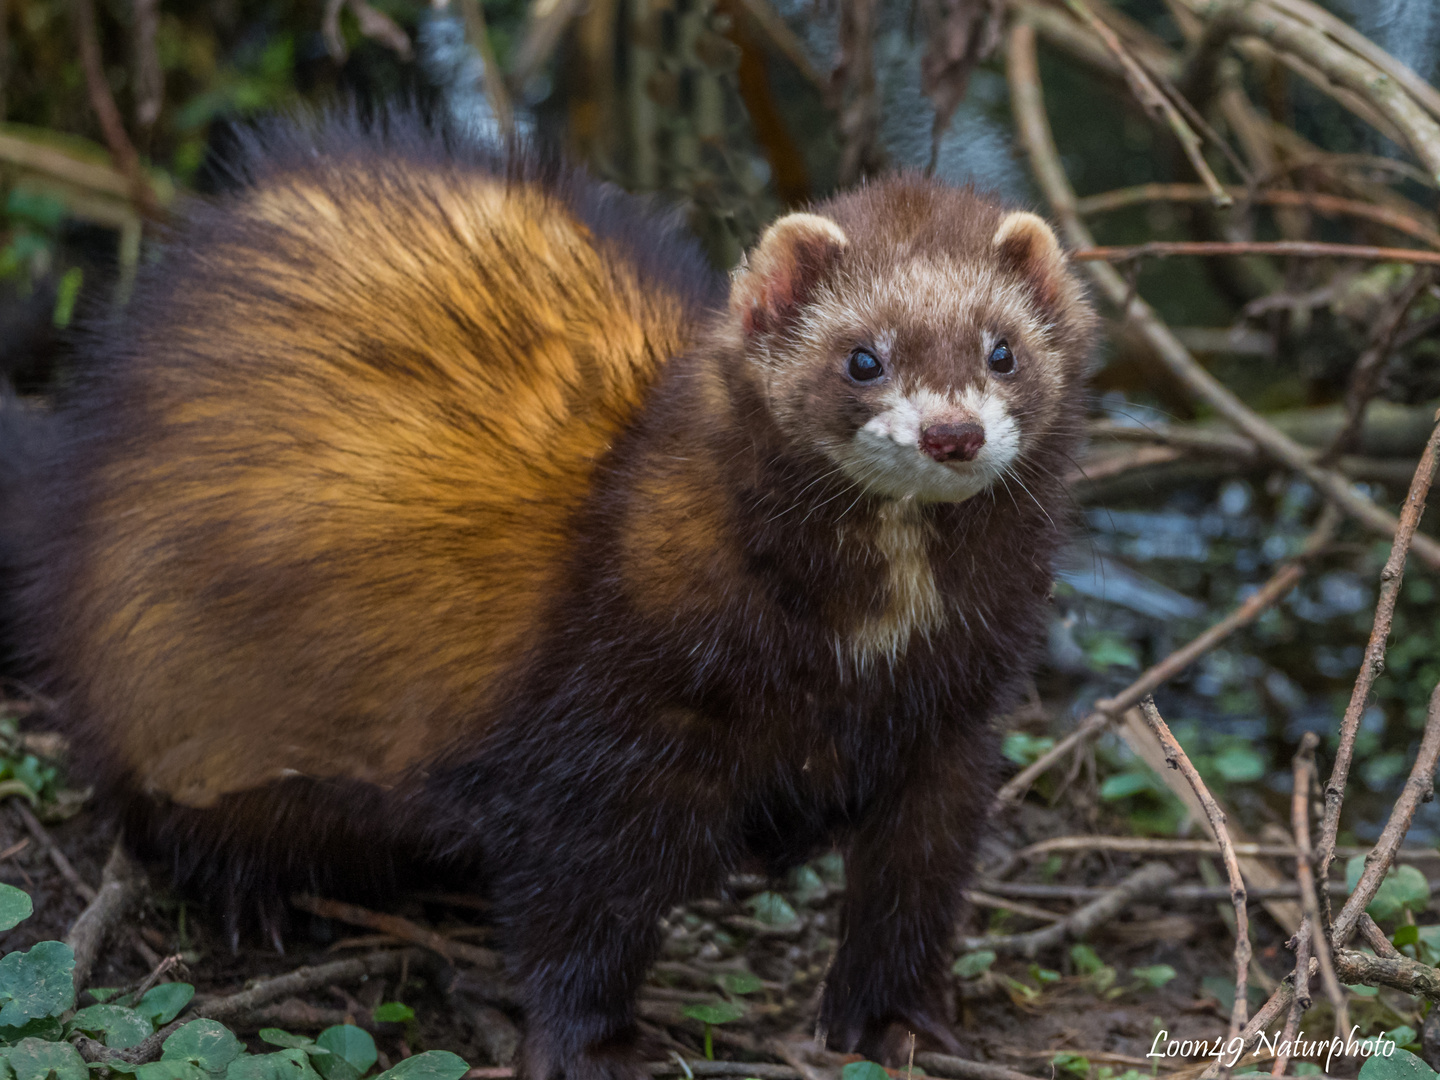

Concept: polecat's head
[[727, 179, 1093, 503]]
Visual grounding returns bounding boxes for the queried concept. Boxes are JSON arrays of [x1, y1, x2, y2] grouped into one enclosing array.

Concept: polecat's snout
[[919, 421, 985, 463]]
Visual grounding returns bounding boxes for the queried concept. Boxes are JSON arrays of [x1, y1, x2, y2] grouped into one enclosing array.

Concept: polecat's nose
[[920, 421, 986, 462]]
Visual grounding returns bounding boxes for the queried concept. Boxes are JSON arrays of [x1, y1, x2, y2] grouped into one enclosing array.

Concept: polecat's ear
[[731, 213, 848, 336], [992, 211, 1067, 313]]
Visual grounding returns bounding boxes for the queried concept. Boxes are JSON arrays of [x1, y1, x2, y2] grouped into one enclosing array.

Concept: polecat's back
[[11, 117, 719, 808]]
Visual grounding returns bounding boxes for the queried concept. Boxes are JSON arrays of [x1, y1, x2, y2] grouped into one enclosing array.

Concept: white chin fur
[[833, 386, 1020, 502]]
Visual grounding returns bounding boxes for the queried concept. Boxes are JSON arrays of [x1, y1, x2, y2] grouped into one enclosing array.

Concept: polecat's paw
[[863, 1017, 963, 1067], [824, 1007, 962, 1066], [517, 1033, 649, 1080]]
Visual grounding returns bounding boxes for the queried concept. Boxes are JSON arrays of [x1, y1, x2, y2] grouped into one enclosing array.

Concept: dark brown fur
[[1, 113, 1093, 1079]]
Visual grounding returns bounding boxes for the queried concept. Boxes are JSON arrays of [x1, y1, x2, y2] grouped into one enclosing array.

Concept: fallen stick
[[192, 950, 415, 1024], [293, 894, 501, 969], [958, 861, 1176, 957], [65, 839, 148, 994]]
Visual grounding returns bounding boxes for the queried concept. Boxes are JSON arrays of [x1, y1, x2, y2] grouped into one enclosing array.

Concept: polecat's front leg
[[819, 733, 995, 1063], [492, 744, 737, 1080]]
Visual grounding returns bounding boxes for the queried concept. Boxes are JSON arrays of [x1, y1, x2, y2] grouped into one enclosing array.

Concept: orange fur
[[68, 165, 693, 805]]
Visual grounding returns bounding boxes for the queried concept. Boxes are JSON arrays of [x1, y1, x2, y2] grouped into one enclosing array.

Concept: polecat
[[1, 114, 1094, 1079]]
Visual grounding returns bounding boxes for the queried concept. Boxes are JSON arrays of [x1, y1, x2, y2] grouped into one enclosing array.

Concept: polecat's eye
[[847, 349, 884, 382], [987, 340, 1016, 375]]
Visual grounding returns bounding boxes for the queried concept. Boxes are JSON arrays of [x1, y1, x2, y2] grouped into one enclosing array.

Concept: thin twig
[[1333, 682, 1440, 946], [1356, 913, 1403, 959], [1174, 0, 1440, 186], [1074, 240, 1440, 267], [11, 799, 95, 902], [1074, 182, 1440, 247], [1289, 734, 1347, 1038], [1316, 414, 1440, 917], [1321, 270, 1433, 466], [1063, 0, 1229, 204], [74, 0, 156, 216], [292, 895, 501, 969], [1199, 960, 1315, 1080], [1139, 699, 1249, 1043], [994, 506, 1336, 808], [995, 834, 1440, 868], [974, 878, 1396, 902], [1270, 918, 1310, 1077]]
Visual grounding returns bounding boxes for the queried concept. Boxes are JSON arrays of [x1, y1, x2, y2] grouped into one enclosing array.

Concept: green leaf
[[137, 984, 195, 1027], [952, 951, 996, 979], [744, 892, 798, 926], [840, 1063, 889, 1080], [86, 989, 124, 1004], [1394, 925, 1421, 948], [1387, 1027, 1421, 1050], [1126, 964, 1175, 990], [132, 1062, 209, 1080], [315, 1027, 376, 1076], [0, 941, 75, 1027], [5, 1038, 88, 1080], [51, 268, 82, 330], [0, 889, 31, 933], [311, 1058, 359, 1080], [227, 1051, 322, 1080], [259, 1032, 317, 1052], [67, 1004, 154, 1049], [1359, 1047, 1435, 1080], [1098, 771, 1157, 801], [1052, 1053, 1091, 1079], [1130, 964, 1176, 989], [1002, 732, 1056, 767], [1346, 982, 1381, 997], [1211, 744, 1265, 783], [0, 1017, 62, 1046], [813, 852, 845, 886], [1069, 944, 1104, 977], [372, 1052, 469, 1080], [718, 972, 763, 996], [163, 1020, 244, 1074], [1028, 965, 1061, 985], [370, 1003, 414, 1026], [681, 1002, 745, 1026], [785, 865, 827, 906], [1350, 858, 1432, 922]]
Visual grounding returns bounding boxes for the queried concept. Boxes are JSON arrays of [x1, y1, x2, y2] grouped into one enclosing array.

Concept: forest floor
[[0, 721, 1288, 1080]]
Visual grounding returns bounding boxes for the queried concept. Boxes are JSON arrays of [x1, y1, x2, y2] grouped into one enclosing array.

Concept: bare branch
[[1332, 683, 1440, 946], [1317, 416, 1440, 913], [1006, 19, 1440, 570], [1074, 240, 1440, 267], [1289, 734, 1347, 1038], [1139, 698, 1250, 1041]]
